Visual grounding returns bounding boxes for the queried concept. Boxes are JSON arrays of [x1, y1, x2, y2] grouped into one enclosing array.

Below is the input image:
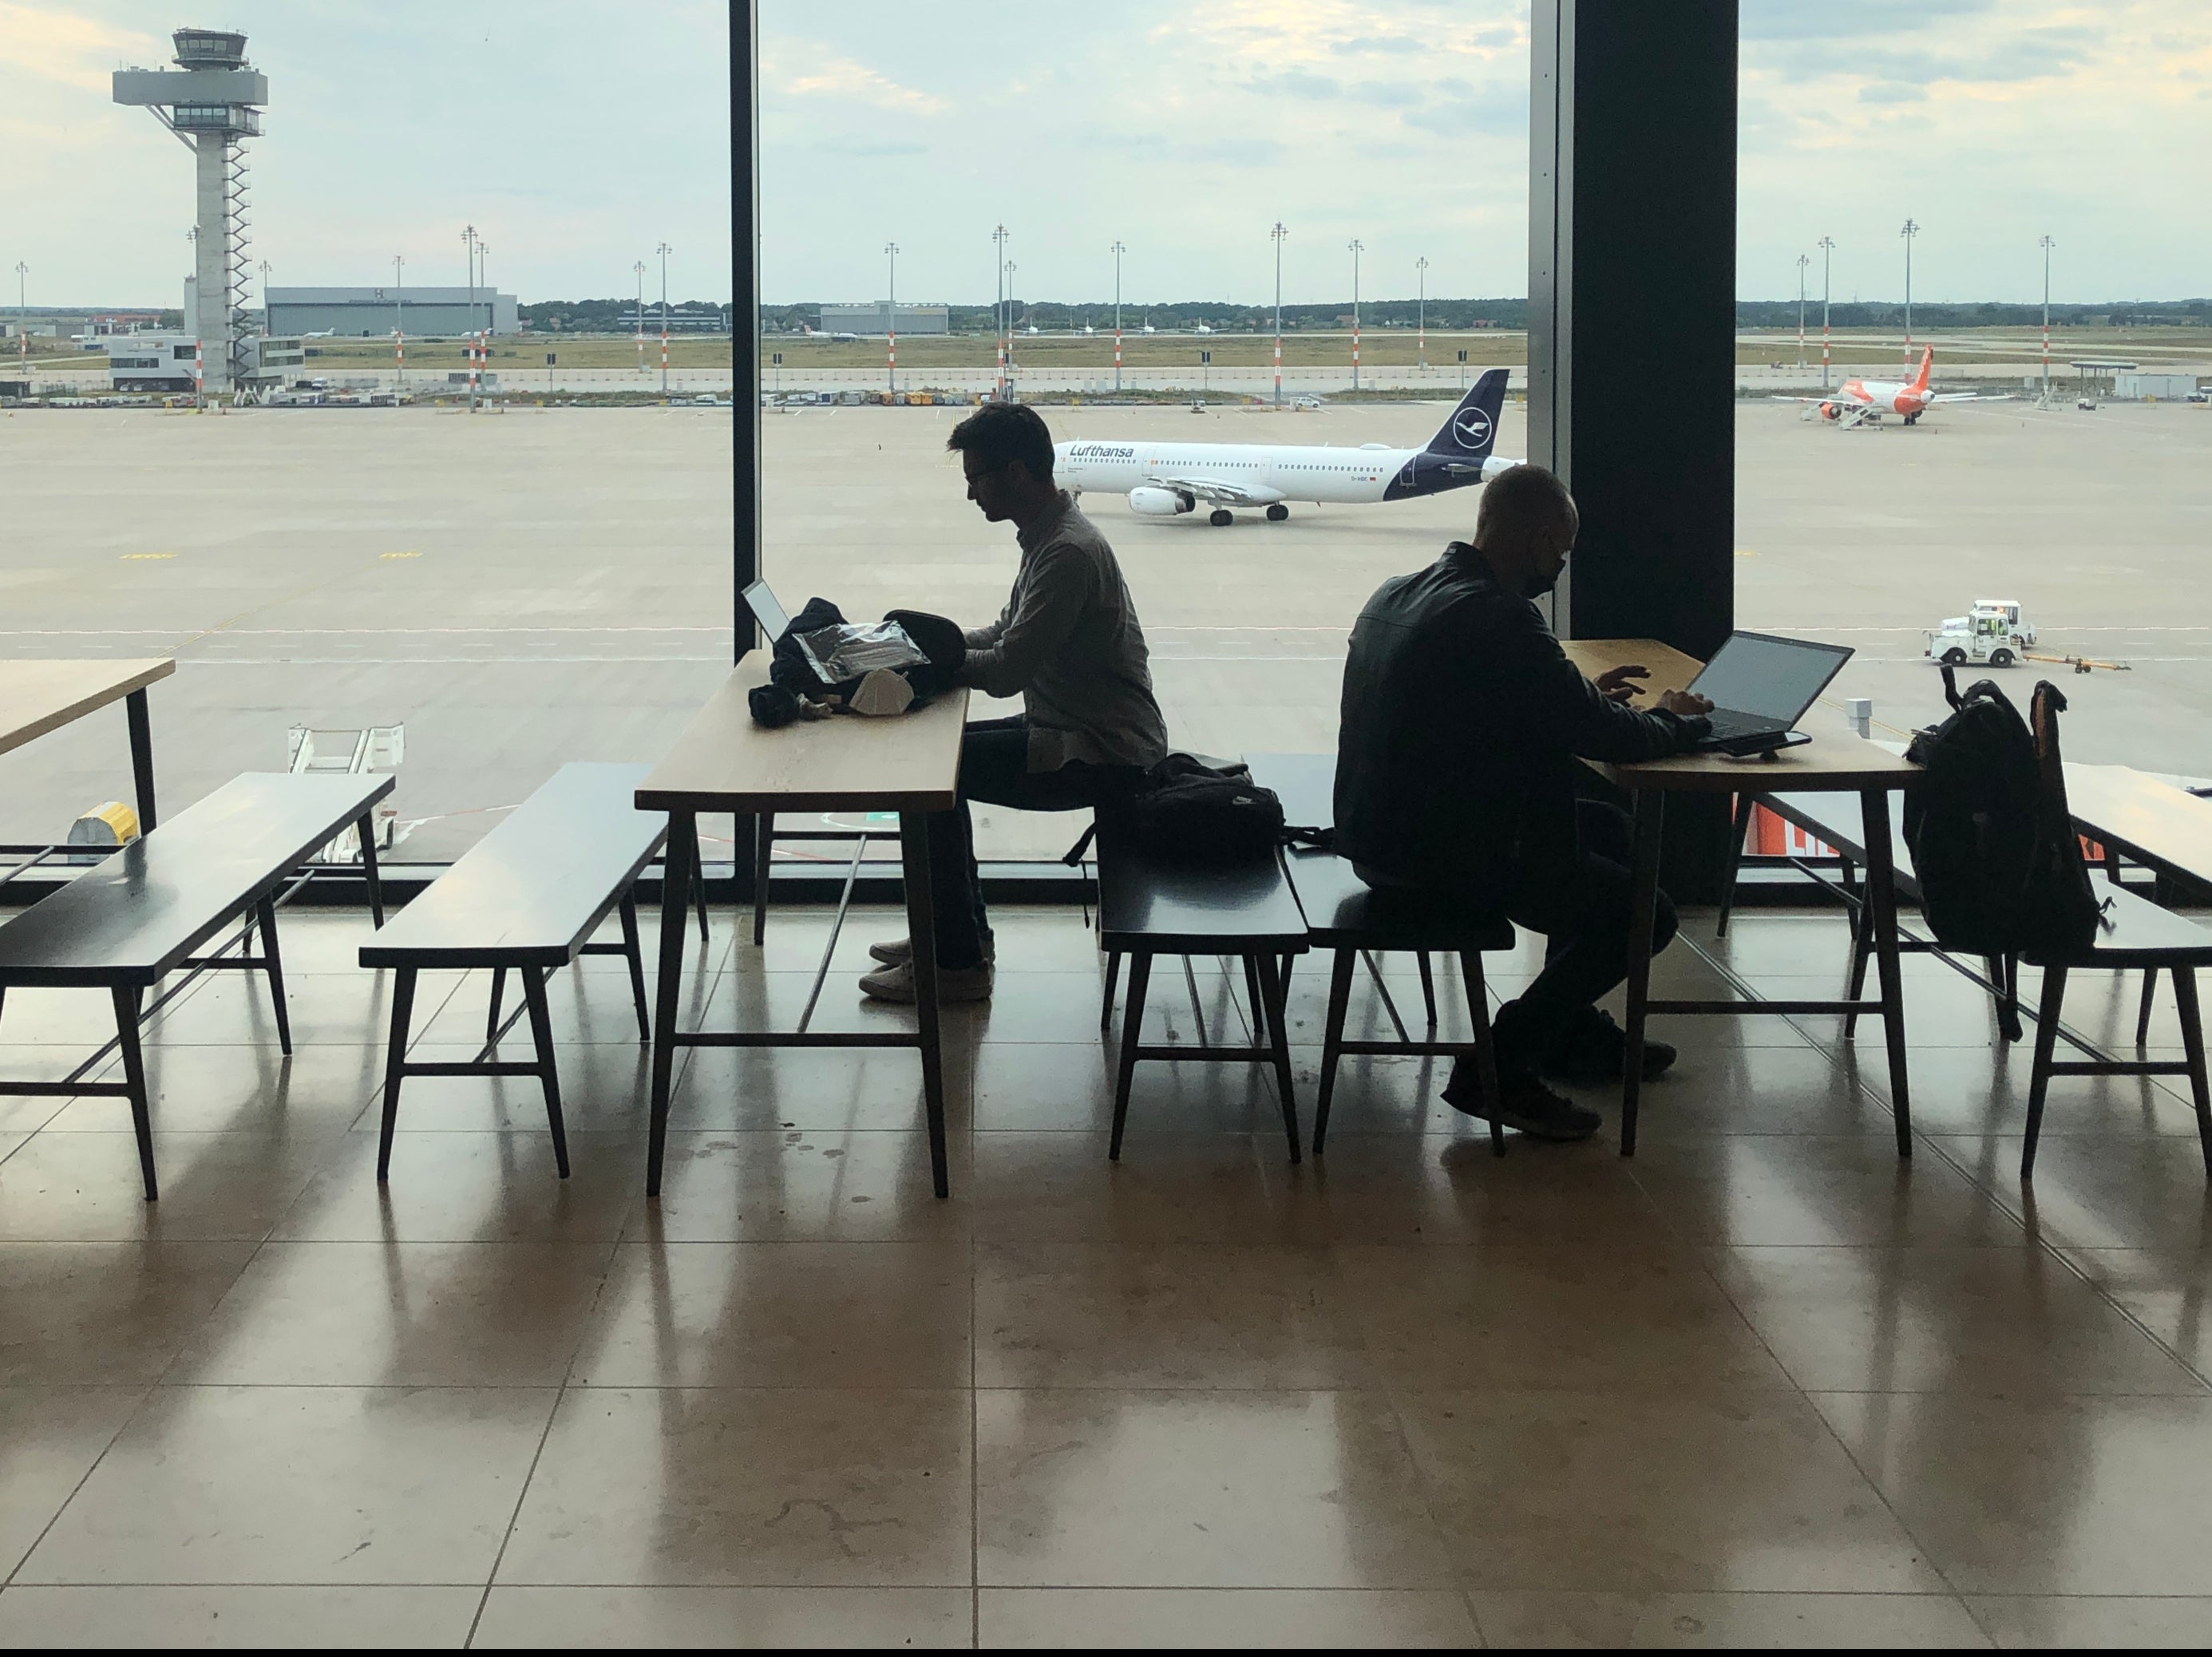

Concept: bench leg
[[1417, 951, 1438, 1030], [485, 967, 507, 1047], [1460, 950, 1507, 1157], [112, 984, 156, 1201], [1256, 951, 1302, 1164], [377, 967, 418, 1182], [1243, 956, 1264, 1033], [646, 811, 695, 1198], [1313, 947, 1356, 1155], [1843, 907, 1873, 1041], [2021, 964, 2068, 1181], [126, 686, 159, 832], [2173, 968, 2212, 1180], [694, 828, 712, 944], [524, 965, 571, 1180], [897, 809, 951, 1200], [1715, 792, 1758, 937], [357, 811, 386, 928], [1860, 788, 1913, 1160], [1109, 951, 1152, 1161], [619, 893, 651, 1042], [2138, 966, 2161, 1047], [1099, 949, 1122, 1030], [753, 812, 774, 946], [254, 895, 292, 1057]]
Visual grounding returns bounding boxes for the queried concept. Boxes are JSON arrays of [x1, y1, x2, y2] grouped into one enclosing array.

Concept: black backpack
[[1062, 753, 1312, 868], [1904, 666, 2100, 957]]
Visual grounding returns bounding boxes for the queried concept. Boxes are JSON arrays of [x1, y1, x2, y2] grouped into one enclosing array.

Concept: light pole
[[2040, 234, 2056, 401], [1795, 252, 1809, 369], [390, 255, 402, 386], [657, 242, 671, 393], [1347, 239, 1363, 390], [1004, 261, 1017, 381], [1270, 223, 1287, 405], [884, 242, 898, 393], [1415, 255, 1428, 371], [461, 223, 477, 338], [185, 229, 203, 405], [991, 223, 1009, 398], [1899, 218, 1918, 363], [1111, 239, 1125, 393], [1817, 235, 1834, 388], [13, 261, 24, 374], [256, 258, 271, 336], [633, 261, 647, 375]]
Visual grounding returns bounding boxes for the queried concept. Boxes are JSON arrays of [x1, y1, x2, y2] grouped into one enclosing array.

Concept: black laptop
[[1682, 631, 1854, 754]]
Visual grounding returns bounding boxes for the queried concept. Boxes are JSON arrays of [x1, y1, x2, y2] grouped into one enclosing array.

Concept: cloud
[[1740, 0, 1992, 43], [1858, 81, 1929, 105], [0, 1, 162, 90], [781, 54, 947, 114]]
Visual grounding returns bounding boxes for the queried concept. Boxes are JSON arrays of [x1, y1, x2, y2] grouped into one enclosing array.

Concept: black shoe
[[1441, 1069, 1602, 1142], [1542, 1006, 1677, 1087]]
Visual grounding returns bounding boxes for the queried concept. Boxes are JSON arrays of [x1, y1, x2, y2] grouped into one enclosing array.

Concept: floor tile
[[1964, 1593, 2212, 1647], [975, 1387, 1451, 1588], [1468, 1588, 1989, 1647], [1286, 1133, 1680, 1246], [979, 1586, 1478, 1647], [2060, 1247, 2212, 1381], [969, 1133, 1288, 1244], [635, 1130, 968, 1243], [0, 1048, 97, 1133], [0, 1388, 147, 1577], [1712, 1246, 2202, 1395], [1396, 1387, 1945, 1592], [274, 1130, 639, 1243], [370, 1041, 659, 1136], [18, 1384, 556, 1585], [0, 1241, 258, 1384], [572, 1240, 970, 1389], [1884, 1046, 2204, 1140], [40, 1044, 378, 1137], [0, 1584, 483, 1648], [1002, 969, 1247, 1046], [974, 1039, 1292, 1135], [143, 971, 400, 1050], [1628, 1136, 2018, 1247], [670, 1046, 968, 1133], [0, 1129, 341, 1242], [497, 1387, 971, 1587], [0, 987, 154, 1046], [1932, 1134, 2212, 1252], [975, 1243, 1372, 1390], [167, 1240, 616, 1386], [1814, 1390, 2212, 1594], [413, 964, 675, 1049], [473, 1584, 973, 1647], [1606, 1046, 1897, 1140]]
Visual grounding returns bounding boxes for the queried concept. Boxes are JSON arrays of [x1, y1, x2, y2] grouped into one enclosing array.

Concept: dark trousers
[[928, 717, 1143, 968], [1479, 798, 1680, 1079]]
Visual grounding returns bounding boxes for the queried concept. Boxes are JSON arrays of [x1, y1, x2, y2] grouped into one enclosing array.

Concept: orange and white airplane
[[1777, 346, 2008, 428]]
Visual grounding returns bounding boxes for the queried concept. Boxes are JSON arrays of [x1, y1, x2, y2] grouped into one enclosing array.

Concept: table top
[[0, 658, 174, 759], [2065, 762, 2212, 886], [635, 662, 970, 815], [1560, 638, 1920, 795]]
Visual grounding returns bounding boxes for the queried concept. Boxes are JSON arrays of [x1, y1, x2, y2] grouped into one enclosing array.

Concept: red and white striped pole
[[1273, 331, 1281, 405], [1114, 325, 1122, 390], [193, 338, 204, 407], [660, 318, 668, 393], [1351, 322, 1359, 390], [888, 326, 896, 395]]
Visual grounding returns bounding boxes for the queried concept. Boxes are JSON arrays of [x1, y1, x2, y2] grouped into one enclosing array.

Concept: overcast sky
[[2, 2, 2206, 308]]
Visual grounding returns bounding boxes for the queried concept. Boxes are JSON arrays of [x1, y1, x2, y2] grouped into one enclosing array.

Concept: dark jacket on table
[[1334, 542, 1709, 896]]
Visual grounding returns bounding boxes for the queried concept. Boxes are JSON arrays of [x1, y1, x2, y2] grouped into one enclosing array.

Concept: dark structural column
[[1529, 0, 1739, 896], [730, 1, 762, 899]]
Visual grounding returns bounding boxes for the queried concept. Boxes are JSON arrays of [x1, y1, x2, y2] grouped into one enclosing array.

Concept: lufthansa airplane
[[1055, 369, 1513, 525]]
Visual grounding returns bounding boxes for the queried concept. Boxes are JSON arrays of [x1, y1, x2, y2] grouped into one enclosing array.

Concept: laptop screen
[[1687, 631, 1854, 723], [742, 579, 791, 643]]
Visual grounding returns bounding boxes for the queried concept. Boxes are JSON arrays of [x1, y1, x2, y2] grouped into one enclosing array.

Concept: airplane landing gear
[[1209, 508, 1234, 527], [1264, 504, 1289, 522], [1904, 412, 1921, 425]]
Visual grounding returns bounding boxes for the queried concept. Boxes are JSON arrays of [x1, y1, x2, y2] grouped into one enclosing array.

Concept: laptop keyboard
[[1703, 711, 1776, 741]]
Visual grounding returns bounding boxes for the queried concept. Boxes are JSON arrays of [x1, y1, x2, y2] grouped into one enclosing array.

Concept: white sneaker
[[858, 959, 994, 1003], [869, 936, 994, 967]]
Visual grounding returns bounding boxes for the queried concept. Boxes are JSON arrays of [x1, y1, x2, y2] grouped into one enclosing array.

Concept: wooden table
[[0, 658, 174, 832], [1561, 639, 1921, 1156], [635, 663, 969, 1199]]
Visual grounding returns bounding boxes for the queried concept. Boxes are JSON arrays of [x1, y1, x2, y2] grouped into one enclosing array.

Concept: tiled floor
[[3, 902, 2212, 1647]]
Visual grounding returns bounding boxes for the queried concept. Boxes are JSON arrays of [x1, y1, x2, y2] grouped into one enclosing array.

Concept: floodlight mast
[[634, 262, 647, 374], [1347, 239, 1363, 391], [1111, 240, 1125, 393], [390, 255, 402, 386], [14, 262, 26, 375], [1415, 255, 1428, 370], [1269, 223, 1287, 406], [2039, 235, 2056, 401], [1899, 218, 1918, 363], [884, 242, 898, 393], [112, 29, 266, 397], [1795, 252, 1809, 368], [991, 224, 1009, 399], [1817, 235, 1834, 389], [658, 242, 671, 393]]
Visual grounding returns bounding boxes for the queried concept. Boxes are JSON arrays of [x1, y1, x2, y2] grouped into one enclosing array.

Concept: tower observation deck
[[113, 30, 267, 397]]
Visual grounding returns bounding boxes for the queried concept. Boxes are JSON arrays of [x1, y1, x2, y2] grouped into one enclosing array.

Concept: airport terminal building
[[818, 302, 949, 336], [264, 285, 520, 338]]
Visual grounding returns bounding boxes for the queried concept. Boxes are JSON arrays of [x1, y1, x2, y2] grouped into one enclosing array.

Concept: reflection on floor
[[2, 904, 2210, 1648]]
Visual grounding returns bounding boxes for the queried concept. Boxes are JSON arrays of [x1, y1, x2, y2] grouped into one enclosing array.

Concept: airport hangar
[[817, 303, 950, 336], [265, 285, 519, 338]]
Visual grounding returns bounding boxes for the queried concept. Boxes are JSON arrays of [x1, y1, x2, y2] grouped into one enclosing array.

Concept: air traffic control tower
[[113, 29, 266, 396]]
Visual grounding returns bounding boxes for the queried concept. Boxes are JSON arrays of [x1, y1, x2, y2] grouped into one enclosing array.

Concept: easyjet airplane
[[1778, 345, 2007, 428], [1055, 370, 1513, 525]]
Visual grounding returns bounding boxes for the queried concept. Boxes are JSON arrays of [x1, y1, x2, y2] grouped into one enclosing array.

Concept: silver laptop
[[742, 578, 792, 643], [1687, 631, 1854, 753]]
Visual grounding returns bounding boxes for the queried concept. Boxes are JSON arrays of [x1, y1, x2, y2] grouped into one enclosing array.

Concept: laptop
[[1682, 631, 1854, 754], [742, 578, 793, 644]]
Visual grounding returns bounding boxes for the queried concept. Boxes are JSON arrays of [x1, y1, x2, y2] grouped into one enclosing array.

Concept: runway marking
[[119, 552, 176, 561], [380, 551, 422, 560]]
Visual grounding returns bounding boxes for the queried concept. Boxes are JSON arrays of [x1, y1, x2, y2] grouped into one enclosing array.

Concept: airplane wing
[[1143, 473, 1284, 505], [1925, 392, 2012, 403]]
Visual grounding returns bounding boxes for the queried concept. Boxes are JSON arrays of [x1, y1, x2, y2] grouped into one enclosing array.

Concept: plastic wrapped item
[[794, 619, 929, 685]]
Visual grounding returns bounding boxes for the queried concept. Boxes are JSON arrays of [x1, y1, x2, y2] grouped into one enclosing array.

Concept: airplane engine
[[1127, 486, 1194, 516]]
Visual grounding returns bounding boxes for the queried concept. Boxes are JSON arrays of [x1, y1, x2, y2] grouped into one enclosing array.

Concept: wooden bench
[[1095, 825, 1309, 1164], [360, 761, 667, 1182], [0, 772, 393, 1200]]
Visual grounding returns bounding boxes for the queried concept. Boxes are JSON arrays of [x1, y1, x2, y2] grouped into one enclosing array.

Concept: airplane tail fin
[[1424, 368, 1508, 461], [1909, 345, 1932, 392]]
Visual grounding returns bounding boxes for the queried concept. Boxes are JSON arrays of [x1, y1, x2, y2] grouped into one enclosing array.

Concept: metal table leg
[[899, 810, 952, 1199], [1620, 788, 1665, 1157], [1860, 788, 1913, 1157], [644, 810, 694, 1197], [125, 686, 158, 832]]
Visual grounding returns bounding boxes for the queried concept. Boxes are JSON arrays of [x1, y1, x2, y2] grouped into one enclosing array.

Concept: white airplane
[[1057, 370, 1512, 525], [1775, 345, 2008, 428]]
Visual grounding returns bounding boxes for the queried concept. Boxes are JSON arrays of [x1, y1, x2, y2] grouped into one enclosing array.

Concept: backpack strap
[[1939, 662, 1962, 710], [1060, 823, 1098, 867]]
